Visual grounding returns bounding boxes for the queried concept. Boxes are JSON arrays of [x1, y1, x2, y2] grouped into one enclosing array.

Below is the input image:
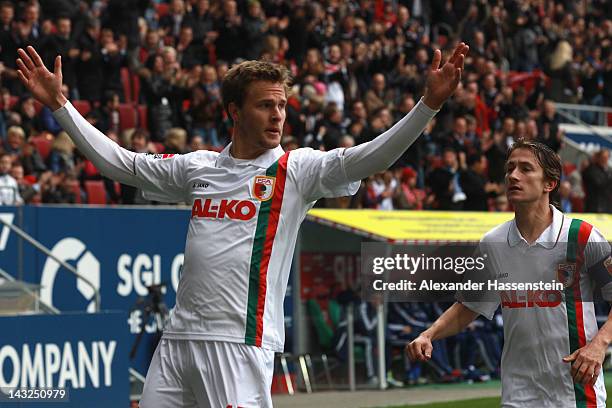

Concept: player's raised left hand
[[422, 42, 469, 110], [563, 341, 606, 386]]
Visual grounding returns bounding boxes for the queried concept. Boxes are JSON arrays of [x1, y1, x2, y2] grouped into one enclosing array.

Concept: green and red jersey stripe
[[565, 219, 596, 408], [245, 152, 289, 346]]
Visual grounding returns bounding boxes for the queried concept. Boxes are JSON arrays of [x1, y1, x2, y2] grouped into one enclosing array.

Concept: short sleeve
[[456, 240, 500, 320], [289, 148, 361, 202], [585, 227, 612, 301], [133, 153, 190, 202]]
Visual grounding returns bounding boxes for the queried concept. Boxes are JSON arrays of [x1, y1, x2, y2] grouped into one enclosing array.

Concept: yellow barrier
[[307, 209, 612, 242]]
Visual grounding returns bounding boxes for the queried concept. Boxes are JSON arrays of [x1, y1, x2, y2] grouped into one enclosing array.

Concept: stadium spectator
[[91, 91, 120, 134], [0, 87, 12, 139], [176, 25, 204, 70], [484, 131, 507, 184], [214, 0, 245, 62], [0, 151, 22, 205], [582, 149, 612, 213], [9, 162, 42, 203], [545, 40, 578, 103], [427, 147, 465, 210], [99, 28, 127, 100], [460, 153, 500, 211], [185, 0, 215, 44], [537, 100, 563, 153], [40, 170, 76, 203], [141, 54, 177, 141], [394, 167, 425, 210], [3, 125, 25, 156], [120, 128, 154, 205], [189, 134, 205, 152], [559, 180, 573, 213], [47, 131, 75, 174], [40, 16, 79, 99], [0, 1, 13, 35], [16, 94, 42, 136], [76, 19, 103, 103], [163, 127, 188, 154], [19, 137, 46, 177], [364, 72, 392, 114]]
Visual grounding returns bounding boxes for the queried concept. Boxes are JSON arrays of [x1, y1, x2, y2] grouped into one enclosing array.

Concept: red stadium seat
[[118, 104, 138, 130], [563, 163, 576, 177], [72, 100, 92, 116], [30, 135, 53, 161], [132, 73, 141, 103], [7, 95, 18, 109], [137, 105, 147, 129], [120, 68, 132, 103], [156, 2, 169, 17], [84, 180, 107, 204], [33, 100, 43, 114]]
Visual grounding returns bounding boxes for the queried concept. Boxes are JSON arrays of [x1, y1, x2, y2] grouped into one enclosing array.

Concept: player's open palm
[[16, 46, 66, 111], [423, 42, 469, 110]]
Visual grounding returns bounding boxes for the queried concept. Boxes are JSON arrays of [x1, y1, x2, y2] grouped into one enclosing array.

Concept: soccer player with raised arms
[[407, 140, 612, 407], [17, 43, 468, 407]]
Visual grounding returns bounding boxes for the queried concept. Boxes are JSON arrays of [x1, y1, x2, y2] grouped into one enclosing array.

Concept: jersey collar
[[216, 143, 285, 169], [508, 205, 564, 249]]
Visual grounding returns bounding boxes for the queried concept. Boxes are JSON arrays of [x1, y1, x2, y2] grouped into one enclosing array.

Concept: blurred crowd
[[307, 289, 611, 387], [0, 0, 610, 210]]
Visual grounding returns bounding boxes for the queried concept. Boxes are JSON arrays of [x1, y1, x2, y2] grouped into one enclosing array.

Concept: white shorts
[[139, 339, 275, 408]]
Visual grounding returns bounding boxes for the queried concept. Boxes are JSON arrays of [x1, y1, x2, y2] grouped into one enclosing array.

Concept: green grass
[[382, 374, 612, 407], [386, 397, 500, 408]]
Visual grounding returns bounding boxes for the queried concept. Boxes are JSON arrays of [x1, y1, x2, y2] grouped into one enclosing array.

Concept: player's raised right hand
[[406, 334, 433, 362], [16, 46, 67, 111]]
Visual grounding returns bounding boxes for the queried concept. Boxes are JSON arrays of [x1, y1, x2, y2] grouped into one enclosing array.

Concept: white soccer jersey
[[0, 174, 23, 205], [133, 145, 359, 351], [463, 206, 612, 408], [52, 98, 437, 352]]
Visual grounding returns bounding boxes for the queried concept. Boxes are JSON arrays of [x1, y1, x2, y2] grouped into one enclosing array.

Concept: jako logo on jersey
[[500, 290, 562, 308], [557, 263, 577, 288], [40, 238, 101, 312], [191, 198, 257, 220], [253, 176, 275, 201], [146, 153, 175, 160]]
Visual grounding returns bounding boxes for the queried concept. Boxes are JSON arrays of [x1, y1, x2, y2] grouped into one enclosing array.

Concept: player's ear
[[544, 178, 557, 193], [228, 102, 239, 124]]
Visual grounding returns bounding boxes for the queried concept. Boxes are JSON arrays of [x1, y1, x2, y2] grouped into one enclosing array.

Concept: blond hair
[[165, 127, 187, 150], [52, 131, 75, 154], [550, 41, 573, 71], [7, 126, 25, 140]]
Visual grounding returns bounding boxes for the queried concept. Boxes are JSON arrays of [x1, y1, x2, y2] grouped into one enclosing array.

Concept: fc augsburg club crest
[[253, 176, 276, 201], [557, 263, 577, 288]]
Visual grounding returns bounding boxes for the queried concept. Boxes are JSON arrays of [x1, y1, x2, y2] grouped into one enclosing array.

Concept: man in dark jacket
[[460, 153, 500, 211], [583, 149, 612, 213]]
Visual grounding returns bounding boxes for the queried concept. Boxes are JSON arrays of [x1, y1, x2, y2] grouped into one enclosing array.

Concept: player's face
[[234, 80, 286, 151], [505, 148, 555, 205], [0, 156, 11, 174]]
